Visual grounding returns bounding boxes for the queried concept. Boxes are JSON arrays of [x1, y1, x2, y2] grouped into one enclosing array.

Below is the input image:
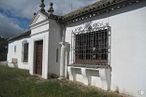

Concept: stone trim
[[30, 29, 49, 36], [30, 20, 49, 29], [68, 64, 111, 69]]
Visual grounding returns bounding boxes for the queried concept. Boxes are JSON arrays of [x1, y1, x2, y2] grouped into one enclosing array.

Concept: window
[[14, 45, 16, 53], [75, 29, 108, 65], [23, 43, 29, 62], [56, 48, 59, 63]]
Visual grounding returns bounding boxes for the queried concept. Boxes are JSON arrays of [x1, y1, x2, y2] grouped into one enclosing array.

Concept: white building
[[7, 0, 146, 96]]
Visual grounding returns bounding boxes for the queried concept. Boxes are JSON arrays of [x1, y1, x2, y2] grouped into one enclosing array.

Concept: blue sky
[[0, 7, 30, 30], [0, 0, 97, 37]]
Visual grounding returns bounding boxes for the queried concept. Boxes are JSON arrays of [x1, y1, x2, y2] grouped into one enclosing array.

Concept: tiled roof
[[63, 0, 110, 18], [9, 0, 145, 42], [32, 0, 144, 23], [8, 31, 31, 42], [61, 0, 144, 23]]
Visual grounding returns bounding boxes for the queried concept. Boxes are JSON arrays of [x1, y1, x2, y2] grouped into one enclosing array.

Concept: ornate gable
[[30, 12, 48, 26]]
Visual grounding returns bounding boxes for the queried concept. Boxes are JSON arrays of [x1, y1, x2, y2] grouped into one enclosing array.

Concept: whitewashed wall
[[47, 19, 62, 76], [110, 5, 146, 97], [7, 38, 30, 70], [29, 14, 49, 79], [31, 12, 48, 35], [29, 31, 49, 79], [7, 2, 146, 96], [29, 12, 62, 78], [66, 21, 111, 91], [65, 2, 146, 97]]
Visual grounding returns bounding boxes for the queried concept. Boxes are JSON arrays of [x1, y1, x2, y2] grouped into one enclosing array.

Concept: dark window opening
[[23, 43, 29, 62], [75, 29, 108, 65], [56, 48, 59, 63], [14, 46, 16, 53]]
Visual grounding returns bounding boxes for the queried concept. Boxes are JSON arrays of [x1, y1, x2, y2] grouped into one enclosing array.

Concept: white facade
[[7, 1, 146, 97], [29, 12, 62, 79], [7, 38, 30, 69], [65, 4, 146, 96]]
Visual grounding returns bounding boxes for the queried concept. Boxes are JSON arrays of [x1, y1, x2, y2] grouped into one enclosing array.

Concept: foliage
[[0, 65, 121, 97], [0, 37, 8, 61]]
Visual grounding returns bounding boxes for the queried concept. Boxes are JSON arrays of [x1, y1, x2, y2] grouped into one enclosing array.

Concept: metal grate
[[71, 24, 111, 65]]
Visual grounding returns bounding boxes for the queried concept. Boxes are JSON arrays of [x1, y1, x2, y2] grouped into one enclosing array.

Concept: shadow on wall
[[69, 67, 111, 91]]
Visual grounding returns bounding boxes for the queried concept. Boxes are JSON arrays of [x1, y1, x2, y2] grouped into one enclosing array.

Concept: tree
[[0, 36, 8, 61]]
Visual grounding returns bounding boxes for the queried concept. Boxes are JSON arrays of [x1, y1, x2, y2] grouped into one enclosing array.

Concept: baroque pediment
[[30, 11, 48, 26]]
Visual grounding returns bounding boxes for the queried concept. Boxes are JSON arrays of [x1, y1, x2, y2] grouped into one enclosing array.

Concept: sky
[[0, 0, 97, 38]]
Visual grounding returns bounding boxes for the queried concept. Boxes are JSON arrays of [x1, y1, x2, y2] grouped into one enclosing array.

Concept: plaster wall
[[109, 5, 146, 97], [7, 38, 30, 70], [35, 14, 47, 24], [31, 21, 49, 35], [29, 16, 49, 79], [67, 66, 111, 90], [48, 19, 62, 76], [29, 30, 49, 79], [29, 18, 62, 78], [65, 2, 146, 97]]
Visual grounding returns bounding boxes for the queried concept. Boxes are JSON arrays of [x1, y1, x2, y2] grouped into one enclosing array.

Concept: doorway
[[34, 40, 43, 75]]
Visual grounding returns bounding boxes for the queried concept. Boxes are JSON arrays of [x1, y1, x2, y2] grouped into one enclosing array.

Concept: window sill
[[68, 64, 111, 69], [22, 61, 28, 64]]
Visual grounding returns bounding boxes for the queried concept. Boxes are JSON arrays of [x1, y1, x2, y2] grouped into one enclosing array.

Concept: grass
[[0, 65, 122, 97]]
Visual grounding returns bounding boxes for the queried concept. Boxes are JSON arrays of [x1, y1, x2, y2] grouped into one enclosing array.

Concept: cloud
[[0, 13, 23, 38], [0, 0, 39, 18], [0, 0, 97, 18], [0, 0, 97, 38]]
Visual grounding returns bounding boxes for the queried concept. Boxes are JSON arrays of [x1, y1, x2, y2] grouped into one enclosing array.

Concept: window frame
[[71, 24, 111, 65], [22, 41, 29, 63]]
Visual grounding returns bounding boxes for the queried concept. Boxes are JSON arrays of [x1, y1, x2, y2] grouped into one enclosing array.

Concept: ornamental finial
[[48, 2, 54, 15], [40, 0, 45, 12]]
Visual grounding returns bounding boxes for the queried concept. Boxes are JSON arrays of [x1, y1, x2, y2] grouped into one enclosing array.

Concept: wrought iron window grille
[[71, 22, 111, 66]]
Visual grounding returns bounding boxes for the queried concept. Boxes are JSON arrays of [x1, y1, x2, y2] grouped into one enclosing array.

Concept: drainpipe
[[59, 24, 66, 79], [59, 42, 70, 79], [59, 42, 66, 79]]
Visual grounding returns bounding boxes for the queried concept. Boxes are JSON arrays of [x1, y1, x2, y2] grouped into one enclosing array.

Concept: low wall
[[67, 66, 111, 90], [0, 61, 7, 66]]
